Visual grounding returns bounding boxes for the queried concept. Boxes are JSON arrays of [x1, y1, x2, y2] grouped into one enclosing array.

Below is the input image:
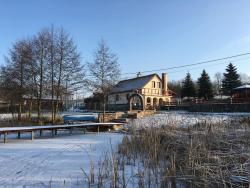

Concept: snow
[[0, 123, 122, 132], [126, 111, 250, 129], [0, 132, 123, 188], [233, 84, 250, 90], [0, 114, 15, 120], [0, 111, 250, 187]]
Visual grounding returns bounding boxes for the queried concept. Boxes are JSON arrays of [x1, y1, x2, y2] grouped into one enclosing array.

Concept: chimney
[[162, 73, 168, 95]]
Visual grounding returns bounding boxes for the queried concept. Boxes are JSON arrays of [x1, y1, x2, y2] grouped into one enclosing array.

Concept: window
[[147, 97, 151, 104], [152, 81, 155, 88], [157, 82, 161, 88], [115, 95, 119, 101], [126, 93, 130, 100]]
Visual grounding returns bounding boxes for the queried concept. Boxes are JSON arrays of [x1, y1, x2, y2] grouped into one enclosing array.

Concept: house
[[232, 84, 250, 103], [84, 93, 102, 111], [108, 73, 174, 111]]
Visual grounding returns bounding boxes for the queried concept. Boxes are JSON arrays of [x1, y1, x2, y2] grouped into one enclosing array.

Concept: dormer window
[[152, 81, 155, 88], [115, 95, 119, 101], [157, 82, 161, 88]]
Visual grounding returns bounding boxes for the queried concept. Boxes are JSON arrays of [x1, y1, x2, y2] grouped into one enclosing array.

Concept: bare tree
[[32, 29, 50, 122], [213, 72, 223, 95], [47, 26, 56, 123], [43, 26, 85, 123], [53, 28, 84, 120], [0, 26, 84, 124], [87, 39, 120, 122], [0, 63, 18, 116], [1, 39, 33, 121]]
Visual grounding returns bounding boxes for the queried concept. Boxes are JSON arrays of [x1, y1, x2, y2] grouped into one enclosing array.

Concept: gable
[[110, 74, 161, 93], [143, 75, 162, 88]]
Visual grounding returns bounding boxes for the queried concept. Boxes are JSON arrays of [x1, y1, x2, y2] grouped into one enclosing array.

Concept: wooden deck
[[0, 123, 123, 143]]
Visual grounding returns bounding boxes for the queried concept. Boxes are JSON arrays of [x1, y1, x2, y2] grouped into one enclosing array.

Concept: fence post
[[4, 132, 7, 143], [17, 132, 21, 139], [31, 131, 34, 140], [51, 130, 54, 137]]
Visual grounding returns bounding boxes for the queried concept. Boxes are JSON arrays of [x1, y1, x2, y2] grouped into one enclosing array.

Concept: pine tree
[[222, 63, 241, 95], [197, 70, 213, 99], [168, 80, 182, 97], [181, 73, 196, 98]]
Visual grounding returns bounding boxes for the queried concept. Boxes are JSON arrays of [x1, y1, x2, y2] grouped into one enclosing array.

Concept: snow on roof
[[233, 84, 250, 90], [111, 74, 160, 93]]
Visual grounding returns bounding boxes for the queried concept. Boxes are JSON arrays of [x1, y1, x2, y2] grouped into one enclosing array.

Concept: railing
[[0, 123, 124, 143], [139, 88, 173, 96]]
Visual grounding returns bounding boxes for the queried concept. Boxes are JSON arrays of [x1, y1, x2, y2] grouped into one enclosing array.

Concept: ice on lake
[[0, 132, 123, 188]]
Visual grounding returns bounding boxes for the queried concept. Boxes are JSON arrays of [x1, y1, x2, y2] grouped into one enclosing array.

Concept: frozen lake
[[0, 132, 123, 188], [0, 111, 249, 187]]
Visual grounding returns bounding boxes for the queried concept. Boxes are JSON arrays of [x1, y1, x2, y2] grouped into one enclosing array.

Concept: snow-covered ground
[[126, 111, 250, 129], [0, 111, 249, 187], [0, 132, 123, 188], [0, 113, 15, 120]]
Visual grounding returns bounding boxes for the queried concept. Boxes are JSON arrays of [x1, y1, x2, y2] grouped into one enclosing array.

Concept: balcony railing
[[138, 88, 173, 96]]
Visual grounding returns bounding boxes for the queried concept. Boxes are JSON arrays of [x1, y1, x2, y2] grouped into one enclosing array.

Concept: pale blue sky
[[1, 0, 250, 81]]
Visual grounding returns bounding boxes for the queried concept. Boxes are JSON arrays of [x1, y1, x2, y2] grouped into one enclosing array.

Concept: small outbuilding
[[232, 84, 250, 102], [84, 93, 102, 111]]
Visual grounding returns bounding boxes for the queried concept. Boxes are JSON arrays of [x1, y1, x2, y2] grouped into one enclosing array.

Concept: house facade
[[232, 84, 250, 103], [108, 73, 174, 110]]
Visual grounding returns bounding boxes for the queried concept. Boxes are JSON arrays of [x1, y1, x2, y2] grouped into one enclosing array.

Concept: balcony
[[138, 88, 173, 96]]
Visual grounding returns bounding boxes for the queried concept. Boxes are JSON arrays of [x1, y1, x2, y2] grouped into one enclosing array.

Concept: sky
[[1, 0, 250, 82]]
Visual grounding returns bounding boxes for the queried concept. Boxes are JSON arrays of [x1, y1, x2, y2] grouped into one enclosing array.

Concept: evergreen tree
[[168, 80, 182, 97], [197, 70, 213, 99], [181, 73, 196, 98], [222, 63, 241, 95]]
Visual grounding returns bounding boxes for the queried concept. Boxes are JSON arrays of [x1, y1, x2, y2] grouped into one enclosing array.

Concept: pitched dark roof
[[233, 84, 250, 90], [110, 74, 161, 93]]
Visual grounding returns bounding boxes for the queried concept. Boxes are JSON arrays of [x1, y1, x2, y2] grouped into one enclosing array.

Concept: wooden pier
[[0, 123, 123, 143]]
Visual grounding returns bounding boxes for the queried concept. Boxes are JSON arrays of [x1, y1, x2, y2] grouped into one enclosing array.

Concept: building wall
[[108, 92, 131, 105], [142, 75, 171, 106], [143, 75, 163, 95]]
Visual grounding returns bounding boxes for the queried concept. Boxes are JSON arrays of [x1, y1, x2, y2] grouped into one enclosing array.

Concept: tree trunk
[[18, 101, 22, 121], [54, 62, 62, 121], [18, 59, 23, 122], [38, 56, 44, 123], [102, 95, 106, 123], [50, 26, 55, 124], [51, 77, 54, 124], [54, 32, 64, 121], [28, 98, 32, 120], [18, 59, 24, 122], [37, 99, 41, 123], [10, 100, 14, 119], [55, 98, 59, 121]]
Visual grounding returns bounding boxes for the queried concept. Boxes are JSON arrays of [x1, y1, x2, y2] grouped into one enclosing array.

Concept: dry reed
[[81, 117, 250, 187]]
